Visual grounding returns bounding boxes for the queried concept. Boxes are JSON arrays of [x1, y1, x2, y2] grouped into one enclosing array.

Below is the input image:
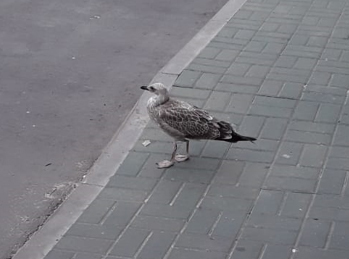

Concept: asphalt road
[[0, 0, 228, 258]]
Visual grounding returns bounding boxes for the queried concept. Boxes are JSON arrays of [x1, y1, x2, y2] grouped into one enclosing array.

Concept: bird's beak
[[140, 86, 148, 91]]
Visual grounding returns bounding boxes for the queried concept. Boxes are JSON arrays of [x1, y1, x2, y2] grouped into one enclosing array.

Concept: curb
[[12, 0, 247, 258]]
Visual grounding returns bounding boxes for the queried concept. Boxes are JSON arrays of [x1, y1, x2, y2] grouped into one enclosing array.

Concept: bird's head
[[140, 83, 168, 96]]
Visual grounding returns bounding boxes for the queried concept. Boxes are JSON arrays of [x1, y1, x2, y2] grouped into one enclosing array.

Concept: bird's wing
[[158, 106, 220, 139]]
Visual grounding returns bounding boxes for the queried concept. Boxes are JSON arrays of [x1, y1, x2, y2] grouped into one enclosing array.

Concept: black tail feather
[[221, 133, 256, 143]]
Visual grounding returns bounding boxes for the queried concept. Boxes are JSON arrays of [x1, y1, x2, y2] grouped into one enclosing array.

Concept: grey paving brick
[[172, 183, 207, 208], [289, 34, 309, 46], [109, 228, 150, 257], [274, 55, 298, 68], [107, 175, 157, 191], [263, 42, 286, 54], [264, 176, 318, 193], [329, 146, 349, 158], [333, 125, 349, 146], [235, 56, 276, 66], [131, 215, 185, 232], [270, 165, 320, 179], [308, 71, 332, 86], [140, 128, 171, 142], [254, 95, 297, 108], [294, 247, 349, 259], [234, 9, 254, 19], [217, 27, 239, 38], [235, 29, 256, 40], [204, 91, 231, 111], [293, 101, 319, 121], [316, 64, 349, 75], [208, 184, 259, 200], [230, 240, 264, 259], [276, 142, 303, 165], [185, 208, 220, 234], [137, 231, 176, 259], [175, 70, 201, 87], [98, 187, 148, 202], [315, 104, 342, 123], [77, 199, 116, 224], [321, 48, 342, 61], [65, 223, 122, 240], [285, 130, 332, 145], [44, 250, 75, 259], [214, 160, 245, 185], [330, 74, 349, 88], [317, 169, 347, 195], [244, 41, 267, 52], [103, 202, 141, 227], [238, 162, 269, 187], [329, 222, 349, 250], [170, 87, 211, 99], [73, 253, 103, 259], [225, 62, 251, 76], [117, 152, 149, 176], [165, 168, 214, 184], [225, 93, 254, 114], [226, 148, 275, 163], [279, 82, 304, 99], [200, 196, 253, 212], [201, 141, 230, 158], [136, 154, 167, 179], [299, 144, 327, 168], [140, 203, 192, 219], [241, 227, 298, 245], [280, 192, 312, 218], [55, 236, 113, 254], [147, 179, 182, 204], [252, 190, 284, 215], [260, 118, 288, 140], [176, 233, 233, 252], [215, 49, 240, 61], [212, 211, 246, 238], [260, 22, 279, 32], [289, 121, 335, 134], [261, 244, 292, 259], [221, 74, 263, 86], [299, 219, 332, 248], [307, 36, 328, 48], [209, 40, 246, 51], [340, 50, 349, 63], [249, 104, 293, 118], [246, 65, 270, 78], [187, 63, 226, 74], [169, 247, 226, 259], [294, 57, 318, 69], [258, 80, 284, 96], [198, 47, 220, 59], [215, 82, 259, 94], [247, 214, 302, 231], [175, 156, 220, 170], [193, 57, 231, 68]]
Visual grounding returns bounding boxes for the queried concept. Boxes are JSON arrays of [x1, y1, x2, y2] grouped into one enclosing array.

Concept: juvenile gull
[[141, 83, 256, 168]]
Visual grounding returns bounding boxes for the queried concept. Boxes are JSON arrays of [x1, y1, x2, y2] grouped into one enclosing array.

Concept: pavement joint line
[[12, 0, 248, 258]]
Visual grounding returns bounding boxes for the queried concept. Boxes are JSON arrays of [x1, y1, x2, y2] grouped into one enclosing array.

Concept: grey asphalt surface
[[0, 0, 228, 258]]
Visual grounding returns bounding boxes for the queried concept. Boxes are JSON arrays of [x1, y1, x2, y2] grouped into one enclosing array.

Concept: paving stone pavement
[[44, 0, 349, 258]]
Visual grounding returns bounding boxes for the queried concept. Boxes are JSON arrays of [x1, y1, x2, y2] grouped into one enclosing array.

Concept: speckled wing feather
[[156, 100, 222, 140]]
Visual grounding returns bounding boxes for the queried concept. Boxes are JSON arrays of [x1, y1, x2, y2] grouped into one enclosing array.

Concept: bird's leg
[[156, 142, 177, 168], [175, 140, 190, 162]]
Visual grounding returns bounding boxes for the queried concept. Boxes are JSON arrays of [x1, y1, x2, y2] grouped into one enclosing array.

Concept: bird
[[140, 82, 256, 168]]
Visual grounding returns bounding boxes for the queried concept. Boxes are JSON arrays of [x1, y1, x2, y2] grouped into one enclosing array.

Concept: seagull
[[141, 83, 256, 168]]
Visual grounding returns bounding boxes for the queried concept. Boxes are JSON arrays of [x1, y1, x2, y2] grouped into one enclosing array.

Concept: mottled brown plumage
[[141, 83, 256, 168]]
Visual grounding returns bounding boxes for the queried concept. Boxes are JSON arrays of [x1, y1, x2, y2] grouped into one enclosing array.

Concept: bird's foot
[[156, 160, 175, 169], [175, 154, 189, 162]]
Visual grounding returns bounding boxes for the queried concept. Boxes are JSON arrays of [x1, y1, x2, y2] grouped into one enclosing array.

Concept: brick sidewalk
[[45, 0, 349, 258]]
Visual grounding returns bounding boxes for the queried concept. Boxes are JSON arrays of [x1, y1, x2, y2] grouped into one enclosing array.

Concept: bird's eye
[[149, 86, 155, 91]]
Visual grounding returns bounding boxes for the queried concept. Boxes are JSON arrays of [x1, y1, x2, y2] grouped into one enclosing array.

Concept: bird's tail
[[232, 134, 256, 143], [216, 121, 256, 143]]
